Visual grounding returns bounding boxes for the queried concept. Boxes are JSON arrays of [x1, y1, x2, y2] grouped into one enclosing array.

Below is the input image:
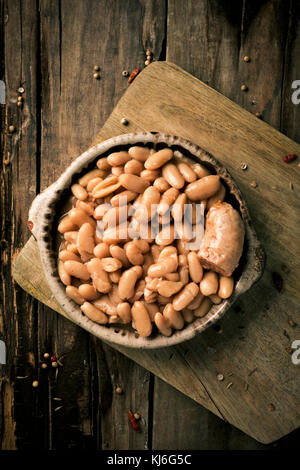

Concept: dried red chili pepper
[[282, 154, 297, 163], [128, 68, 140, 84], [128, 410, 140, 432], [50, 355, 57, 362], [272, 272, 283, 292]]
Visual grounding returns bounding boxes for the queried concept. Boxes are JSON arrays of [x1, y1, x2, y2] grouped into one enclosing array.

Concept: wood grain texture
[[0, 0, 39, 450], [13, 61, 300, 444], [281, 0, 300, 142]]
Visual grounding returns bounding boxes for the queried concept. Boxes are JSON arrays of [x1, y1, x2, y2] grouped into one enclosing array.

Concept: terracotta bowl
[[29, 132, 265, 349]]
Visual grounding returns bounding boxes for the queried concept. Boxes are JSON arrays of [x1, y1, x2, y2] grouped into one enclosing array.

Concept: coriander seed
[[8, 125, 15, 133], [93, 72, 100, 80], [243, 56, 250, 62], [43, 352, 50, 359], [32, 380, 39, 388], [115, 386, 123, 394], [241, 84, 248, 92], [93, 65, 100, 71]]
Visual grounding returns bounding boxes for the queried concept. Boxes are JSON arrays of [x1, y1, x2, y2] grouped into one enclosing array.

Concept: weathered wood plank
[[91, 60, 300, 444], [0, 0, 39, 450]]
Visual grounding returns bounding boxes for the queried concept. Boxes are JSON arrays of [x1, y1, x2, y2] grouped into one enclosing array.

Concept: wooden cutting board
[[13, 61, 300, 444]]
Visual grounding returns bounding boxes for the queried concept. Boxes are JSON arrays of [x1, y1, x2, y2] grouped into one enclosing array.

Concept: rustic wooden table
[[1, 0, 299, 450]]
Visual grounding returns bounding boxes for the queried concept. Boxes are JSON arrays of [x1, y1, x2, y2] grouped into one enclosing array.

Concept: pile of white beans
[[57, 146, 235, 337]]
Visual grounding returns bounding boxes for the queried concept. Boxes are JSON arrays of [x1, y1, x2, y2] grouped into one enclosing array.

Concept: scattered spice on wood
[[250, 181, 257, 188], [51, 361, 58, 368], [32, 380, 39, 388], [41, 363, 48, 369], [145, 60, 151, 66], [226, 382, 233, 389], [133, 412, 140, 420], [272, 272, 283, 292], [8, 125, 15, 133], [288, 319, 296, 327], [128, 68, 139, 83], [268, 403, 275, 412], [93, 72, 100, 80], [43, 353, 50, 359], [16, 376, 28, 379], [146, 49, 151, 56], [240, 162, 248, 170], [18, 86, 25, 93], [255, 112, 262, 118], [217, 373, 224, 381], [115, 386, 123, 394], [50, 355, 57, 362], [241, 84, 248, 92], [128, 410, 140, 432], [243, 56, 250, 62], [17, 101, 23, 108], [17, 96, 23, 102], [285, 346, 292, 354], [282, 154, 297, 163], [53, 397, 62, 401], [120, 117, 129, 126], [93, 65, 100, 71], [122, 70, 129, 77], [54, 406, 63, 412], [248, 366, 257, 377]]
